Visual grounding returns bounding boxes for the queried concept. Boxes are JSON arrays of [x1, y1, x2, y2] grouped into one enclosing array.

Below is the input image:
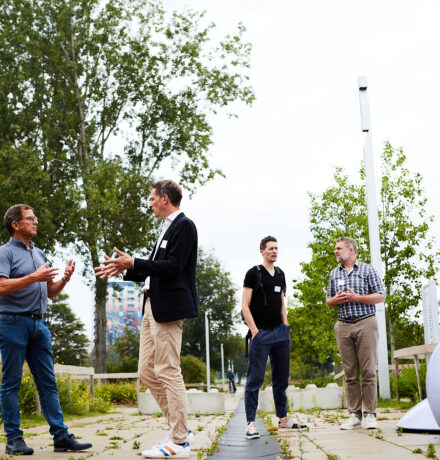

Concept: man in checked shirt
[[326, 237, 385, 430]]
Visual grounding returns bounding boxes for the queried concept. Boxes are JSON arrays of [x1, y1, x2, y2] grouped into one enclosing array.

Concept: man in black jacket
[[95, 180, 198, 459]]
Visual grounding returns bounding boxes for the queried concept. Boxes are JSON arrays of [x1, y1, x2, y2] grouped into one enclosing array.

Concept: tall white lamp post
[[205, 311, 211, 392], [358, 76, 391, 399], [220, 343, 225, 392]]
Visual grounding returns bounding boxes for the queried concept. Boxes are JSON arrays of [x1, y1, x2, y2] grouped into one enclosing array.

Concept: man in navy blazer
[[95, 180, 198, 459]]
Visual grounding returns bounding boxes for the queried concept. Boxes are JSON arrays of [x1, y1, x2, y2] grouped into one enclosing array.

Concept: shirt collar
[[9, 237, 34, 250], [338, 259, 359, 270], [165, 210, 182, 224]]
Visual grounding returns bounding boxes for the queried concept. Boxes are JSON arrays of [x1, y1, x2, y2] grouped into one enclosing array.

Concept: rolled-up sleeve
[[368, 266, 385, 298], [326, 271, 335, 299], [0, 247, 11, 278]]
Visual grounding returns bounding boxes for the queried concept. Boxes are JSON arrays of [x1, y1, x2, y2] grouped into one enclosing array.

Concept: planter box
[[257, 383, 344, 412], [138, 389, 225, 415]]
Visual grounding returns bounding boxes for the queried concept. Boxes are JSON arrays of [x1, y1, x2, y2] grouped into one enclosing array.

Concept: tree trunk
[[94, 265, 108, 373], [388, 316, 395, 361]]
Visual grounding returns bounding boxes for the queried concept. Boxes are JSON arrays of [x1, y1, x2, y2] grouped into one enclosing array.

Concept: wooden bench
[[393, 343, 437, 401]]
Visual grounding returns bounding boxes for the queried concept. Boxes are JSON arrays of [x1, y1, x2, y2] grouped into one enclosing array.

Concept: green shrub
[[391, 363, 426, 401], [181, 355, 206, 384], [57, 377, 90, 415], [95, 382, 137, 405], [295, 376, 336, 389], [90, 394, 113, 413], [19, 367, 37, 416]]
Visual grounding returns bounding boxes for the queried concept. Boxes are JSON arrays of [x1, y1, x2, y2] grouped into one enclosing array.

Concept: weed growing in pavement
[[95, 431, 108, 436], [327, 454, 340, 460], [375, 428, 384, 440], [412, 448, 422, 453], [134, 433, 141, 438], [152, 411, 162, 418], [105, 441, 120, 450], [110, 436, 123, 440], [68, 457, 85, 460], [427, 443, 436, 458], [132, 440, 140, 449], [197, 450, 203, 460], [197, 425, 204, 431], [277, 438, 292, 459], [206, 425, 227, 456], [396, 427, 403, 436]]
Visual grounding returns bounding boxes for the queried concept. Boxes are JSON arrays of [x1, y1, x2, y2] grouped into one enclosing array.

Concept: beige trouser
[[334, 316, 378, 418], [138, 299, 188, 444]]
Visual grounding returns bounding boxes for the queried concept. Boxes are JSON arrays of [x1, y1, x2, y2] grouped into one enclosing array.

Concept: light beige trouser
[[334, 316, 378, 418], [138, 299, 188, 444]]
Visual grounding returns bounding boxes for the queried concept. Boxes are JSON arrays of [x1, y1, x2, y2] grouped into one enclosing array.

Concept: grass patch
[[377, 399, 415, 410]]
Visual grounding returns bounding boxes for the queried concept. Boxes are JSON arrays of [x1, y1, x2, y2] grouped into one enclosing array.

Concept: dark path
[[208, 399, 281, 459]]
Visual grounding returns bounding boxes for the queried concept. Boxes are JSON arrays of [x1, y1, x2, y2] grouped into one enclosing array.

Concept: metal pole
[[358, 76, 391, 399], [220, 344, 225, 393], [205, 311, 211, 392]]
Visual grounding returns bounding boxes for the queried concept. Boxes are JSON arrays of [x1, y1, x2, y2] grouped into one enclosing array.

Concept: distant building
[[103, 281, 142, 348]]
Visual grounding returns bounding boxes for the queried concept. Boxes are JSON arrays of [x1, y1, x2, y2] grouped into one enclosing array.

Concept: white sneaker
[[340, 413, 362, 430], [364, 413, 378, 429], [150, 430, 194, 450], [245, 421, 260, 439], [142, 440, 190, 458]]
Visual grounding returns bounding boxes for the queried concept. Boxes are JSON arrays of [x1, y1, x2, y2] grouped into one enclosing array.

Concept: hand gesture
[[33, 263, 59, 282], [335, 287, 358, 304], [94, 248, 134, 279], [62, 259, 75, 282]]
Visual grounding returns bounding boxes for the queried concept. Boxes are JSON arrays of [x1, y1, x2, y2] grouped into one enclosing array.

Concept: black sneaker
[[53, 433, 92, 452], [5, 437, 34, 455]]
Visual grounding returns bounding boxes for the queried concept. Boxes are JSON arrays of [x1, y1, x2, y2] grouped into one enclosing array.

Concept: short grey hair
[[337, 237, 357, 254]]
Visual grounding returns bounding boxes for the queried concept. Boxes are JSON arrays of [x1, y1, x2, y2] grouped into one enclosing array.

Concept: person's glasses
[[20, 216, 38, 223]]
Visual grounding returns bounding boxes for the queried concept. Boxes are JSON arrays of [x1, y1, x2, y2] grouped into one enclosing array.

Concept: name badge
[[338, 279, 345, 286], [274, 286, 281, 293], [160, 240, 168, 249]]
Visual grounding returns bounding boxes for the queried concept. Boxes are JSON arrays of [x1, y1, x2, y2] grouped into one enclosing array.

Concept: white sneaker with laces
[[245, 421, 260, 439], [150, 430, 194, 450], [142, 440, 190, 458], [364, 413, 378, 429], [340, 413, 362, 430]]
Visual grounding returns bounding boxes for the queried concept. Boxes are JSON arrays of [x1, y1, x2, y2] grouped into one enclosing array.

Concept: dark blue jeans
[[244, 323, 290, 422], [0, 314, 68, 441]]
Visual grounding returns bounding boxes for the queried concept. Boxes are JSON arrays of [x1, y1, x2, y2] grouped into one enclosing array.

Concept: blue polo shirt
[[0, 237, 48, 314]]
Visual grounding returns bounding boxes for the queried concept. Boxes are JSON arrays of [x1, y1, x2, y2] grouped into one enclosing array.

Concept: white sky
[[62, 0, 440, 340]]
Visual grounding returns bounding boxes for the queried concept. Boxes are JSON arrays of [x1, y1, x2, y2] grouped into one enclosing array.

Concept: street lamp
[[358, 76, 391, 399]]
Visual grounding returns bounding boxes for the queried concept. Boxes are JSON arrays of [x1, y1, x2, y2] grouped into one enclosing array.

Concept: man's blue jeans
[[0, 314, 68, 441], [244, 323, 290, 422]]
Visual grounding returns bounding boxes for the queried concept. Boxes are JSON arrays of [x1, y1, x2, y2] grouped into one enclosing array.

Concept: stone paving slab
[[0, 390, 243, 459], [266, 407, 440, 459]]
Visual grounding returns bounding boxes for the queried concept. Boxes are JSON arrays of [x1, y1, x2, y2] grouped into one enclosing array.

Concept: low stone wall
[[258, 383, 345, 412], [138, 389, 226, 415]]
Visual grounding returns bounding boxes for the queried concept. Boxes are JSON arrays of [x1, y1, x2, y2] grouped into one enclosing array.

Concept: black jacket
[[124, 213, 199, 322]]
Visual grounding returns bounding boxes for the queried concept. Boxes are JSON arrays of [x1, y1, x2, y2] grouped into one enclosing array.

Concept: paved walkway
[[208, 399, 281, 459], [2, 391, 440, 459], [266, 407, 440, 459]]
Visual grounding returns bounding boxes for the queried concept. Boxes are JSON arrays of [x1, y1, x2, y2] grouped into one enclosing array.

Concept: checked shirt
[[327, 260, 385, 320]]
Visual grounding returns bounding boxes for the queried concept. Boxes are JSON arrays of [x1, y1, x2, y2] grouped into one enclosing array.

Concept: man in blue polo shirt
[[0, 204, 92, 455]]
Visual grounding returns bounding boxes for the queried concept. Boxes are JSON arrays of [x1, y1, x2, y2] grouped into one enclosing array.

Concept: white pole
[[220, 343, 225, 392], [205, 311, 211, 392], [358, 76, 391, 399]]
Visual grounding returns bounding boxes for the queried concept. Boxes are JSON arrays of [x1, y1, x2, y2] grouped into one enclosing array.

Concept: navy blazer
[[124, 213, 199, 322]]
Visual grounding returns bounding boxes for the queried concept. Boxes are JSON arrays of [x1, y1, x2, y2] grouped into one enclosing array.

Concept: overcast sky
[[62, 0, 440, 339]]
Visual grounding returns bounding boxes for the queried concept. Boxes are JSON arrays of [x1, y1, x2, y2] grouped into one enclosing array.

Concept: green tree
[[290, 169, 369, 377], [0, 0, 254, 371], [106, 328, 140, 373], [45, 293, 90, 365], [292, 142, 438, 375], [182, 248, 237, 370], [380, 143, 438, 357]]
